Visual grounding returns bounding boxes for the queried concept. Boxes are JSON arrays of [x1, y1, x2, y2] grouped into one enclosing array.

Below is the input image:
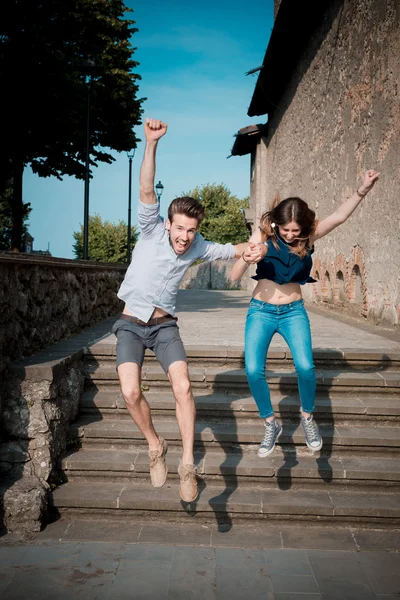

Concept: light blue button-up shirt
[[117, 201, 236, 321]]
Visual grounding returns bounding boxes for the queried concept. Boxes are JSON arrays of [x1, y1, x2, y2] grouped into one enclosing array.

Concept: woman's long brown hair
[[259, 193, 317, 257]]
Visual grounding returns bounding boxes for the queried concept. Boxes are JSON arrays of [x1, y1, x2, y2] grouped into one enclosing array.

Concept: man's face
[[166, 213, 199, 255]]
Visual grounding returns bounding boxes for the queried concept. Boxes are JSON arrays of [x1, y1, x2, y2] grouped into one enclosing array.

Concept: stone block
[[204, 453, 275, 477], [330, 492, 400, 518], [53, 481, 124, 509], [1, 475, 48, 533], [262, 490, 333, 516]]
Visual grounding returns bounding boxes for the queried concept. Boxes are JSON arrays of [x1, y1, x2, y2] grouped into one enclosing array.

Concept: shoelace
[[261, 422, 276, 447], [149, 455, 161, 467], [303, 418, 319, 442], [181, 467, 196, 482], [149, 445, 165, 467]]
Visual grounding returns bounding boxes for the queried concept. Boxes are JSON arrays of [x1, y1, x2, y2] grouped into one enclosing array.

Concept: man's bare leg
[[168, 360, 195, 464], [117, 362, 160, 451], [118, 361, 168, 487], [168, 360, 198, 502]]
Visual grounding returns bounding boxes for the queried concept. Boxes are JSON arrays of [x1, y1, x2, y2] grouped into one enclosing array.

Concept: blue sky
[[24, 0, 273, 258]]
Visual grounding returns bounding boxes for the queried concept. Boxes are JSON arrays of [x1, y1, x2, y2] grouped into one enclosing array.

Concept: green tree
[[73, 214, 138, 263], [187, 183, 250, 244], [1, 0, 144, 250], [0, 182, 31, 250]]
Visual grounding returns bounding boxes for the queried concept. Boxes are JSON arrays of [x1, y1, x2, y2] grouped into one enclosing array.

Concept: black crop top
[[252, 233, 316, 285]]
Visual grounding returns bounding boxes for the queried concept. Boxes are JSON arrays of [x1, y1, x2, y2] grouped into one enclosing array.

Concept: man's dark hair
[[167, 196, 205, 226]]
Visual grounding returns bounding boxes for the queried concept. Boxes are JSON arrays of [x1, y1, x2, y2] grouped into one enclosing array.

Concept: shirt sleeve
[[196, 234, 236, 261], [137, 201, 164, 238]]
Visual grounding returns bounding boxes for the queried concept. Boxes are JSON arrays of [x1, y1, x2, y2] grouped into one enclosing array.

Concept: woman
[[230, 170, 380, 457]]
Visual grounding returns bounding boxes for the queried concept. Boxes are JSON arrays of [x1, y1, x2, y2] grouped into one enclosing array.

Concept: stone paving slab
[[0, 534, 399, 599]]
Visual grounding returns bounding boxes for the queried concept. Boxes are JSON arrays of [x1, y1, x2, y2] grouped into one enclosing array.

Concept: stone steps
[[52, 479, 400, 524], [79, 389, 400, 423], [70, 416, 400, 454], [84, 364, 400, 396], [53, 343, 400, 527], [84, 343, 400, 371], [61, 447, 400, 488]]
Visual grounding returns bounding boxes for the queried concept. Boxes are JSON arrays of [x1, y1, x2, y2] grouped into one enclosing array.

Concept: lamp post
[[82, 57, 96, 260], [127, 150, 135, 263], [155, 180, 164, 203]]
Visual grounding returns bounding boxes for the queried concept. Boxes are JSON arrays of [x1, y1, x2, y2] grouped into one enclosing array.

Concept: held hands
[[242, 242, 267, 264], [144, 118, 168, 142], [358, 170, 380, 196]]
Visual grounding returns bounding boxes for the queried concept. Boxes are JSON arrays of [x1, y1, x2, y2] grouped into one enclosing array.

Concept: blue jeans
[[244, 298, 316, 418]]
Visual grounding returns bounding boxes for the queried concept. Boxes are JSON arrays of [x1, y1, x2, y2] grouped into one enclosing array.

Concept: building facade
[[232, 0, 400, 325]]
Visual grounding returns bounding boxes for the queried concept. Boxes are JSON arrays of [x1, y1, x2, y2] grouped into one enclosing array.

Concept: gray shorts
[[112, 317, 187, 373]]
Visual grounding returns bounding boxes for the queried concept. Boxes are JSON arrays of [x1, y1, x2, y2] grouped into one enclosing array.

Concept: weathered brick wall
[[252, 0, 400, 325]]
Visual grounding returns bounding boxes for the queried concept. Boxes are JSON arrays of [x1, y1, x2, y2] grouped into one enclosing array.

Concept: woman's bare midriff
[[252, 279, 302, 305]]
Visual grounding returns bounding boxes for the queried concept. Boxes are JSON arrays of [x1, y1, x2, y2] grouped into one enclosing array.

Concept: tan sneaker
[[178, 461, 198, 502], [148, 437, 168, 487]]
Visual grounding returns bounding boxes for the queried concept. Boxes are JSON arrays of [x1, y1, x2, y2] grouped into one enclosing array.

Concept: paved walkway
[[90, 290, 400, 351], [174, 290, 400, 349], [1, 519, 400, 599]]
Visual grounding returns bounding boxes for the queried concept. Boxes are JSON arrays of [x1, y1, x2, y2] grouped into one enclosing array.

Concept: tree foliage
[[187, 183, 250, 244], [73, 214, 138, 263], [1, 0, 144, 250], [0, 183, 31, 250]]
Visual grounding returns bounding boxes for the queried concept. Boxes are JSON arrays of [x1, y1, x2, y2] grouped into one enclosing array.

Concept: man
[[113, 118, 264, 503]]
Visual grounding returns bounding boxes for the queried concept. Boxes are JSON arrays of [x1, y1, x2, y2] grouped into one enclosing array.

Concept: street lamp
[[127, 150, 135, 264], [155, 180, 164, 202], [82, 57, 96, 260]]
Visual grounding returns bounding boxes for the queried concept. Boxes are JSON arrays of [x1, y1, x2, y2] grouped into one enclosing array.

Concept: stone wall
[[0, 253, 126, 370], [180, 260, 248, 291], [0, 351, 84, 532], [251, 0, 400, 325]]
